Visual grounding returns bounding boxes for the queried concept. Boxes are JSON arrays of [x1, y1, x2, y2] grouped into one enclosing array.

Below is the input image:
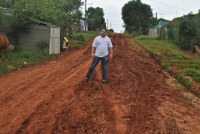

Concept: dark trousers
[[86, 56, 108, 80]]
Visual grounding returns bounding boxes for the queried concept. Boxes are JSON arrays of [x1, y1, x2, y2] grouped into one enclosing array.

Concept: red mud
[[0, 34, 200, 134]]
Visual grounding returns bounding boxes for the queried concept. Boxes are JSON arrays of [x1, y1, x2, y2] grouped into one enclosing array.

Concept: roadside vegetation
[[0, 31, 97, 74], [0, 49, 53, 73], [135, 36, 200, 90], [66, 31, 98, 50]]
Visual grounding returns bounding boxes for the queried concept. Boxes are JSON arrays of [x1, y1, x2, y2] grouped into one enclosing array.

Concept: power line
[[88, 0, 121, 11], [148, 0, 187, 11]]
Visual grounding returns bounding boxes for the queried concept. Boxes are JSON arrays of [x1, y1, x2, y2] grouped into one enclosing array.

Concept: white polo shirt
[[92, 35, 113, 57]]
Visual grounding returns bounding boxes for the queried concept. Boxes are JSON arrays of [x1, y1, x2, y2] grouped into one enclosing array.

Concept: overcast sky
[[81, 0, 200, 33]]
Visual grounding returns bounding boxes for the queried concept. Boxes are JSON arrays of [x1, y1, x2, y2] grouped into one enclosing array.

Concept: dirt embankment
[[0, 34, 200, 134]]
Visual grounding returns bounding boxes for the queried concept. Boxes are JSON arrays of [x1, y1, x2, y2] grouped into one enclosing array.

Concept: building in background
[[149, 18, 171, 39]]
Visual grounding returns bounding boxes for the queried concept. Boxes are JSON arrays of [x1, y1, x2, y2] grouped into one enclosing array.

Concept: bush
[[179, 20, 196, 50], [177, 74, 192, 89], [191, 36, 200, 52], [76, 34, 85, 41], [0, 9, 3, 24], [35, 41, 48, 53], [184, 68, 200, 83], [0, 63, 9, 73]]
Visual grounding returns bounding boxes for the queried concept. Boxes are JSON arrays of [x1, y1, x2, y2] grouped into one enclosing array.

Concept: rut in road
[[0, 34, 200, 134]]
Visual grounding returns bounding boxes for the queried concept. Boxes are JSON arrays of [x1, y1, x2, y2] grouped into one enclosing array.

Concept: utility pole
[[107, 19, 109, 29], [85, 0, 87, 31]]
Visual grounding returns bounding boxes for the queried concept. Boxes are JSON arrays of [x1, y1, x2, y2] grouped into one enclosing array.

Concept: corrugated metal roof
[[30, 18, 60, 28]]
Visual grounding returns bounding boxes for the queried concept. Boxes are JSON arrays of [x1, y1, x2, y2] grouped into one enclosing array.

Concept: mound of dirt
[[0, 34, 200, 134]]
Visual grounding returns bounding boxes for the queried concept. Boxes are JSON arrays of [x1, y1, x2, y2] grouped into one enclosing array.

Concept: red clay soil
[[0, 34, 200, 134]]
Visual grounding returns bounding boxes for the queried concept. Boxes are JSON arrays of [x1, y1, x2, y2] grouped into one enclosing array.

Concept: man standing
[[85, 28, 113, 84]]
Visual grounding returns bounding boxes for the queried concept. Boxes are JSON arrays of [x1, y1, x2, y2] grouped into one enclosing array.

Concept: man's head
[[100, 28, 107, 37]]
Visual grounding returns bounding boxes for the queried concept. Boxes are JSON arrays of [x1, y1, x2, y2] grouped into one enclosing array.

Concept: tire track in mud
[[14, 56, 94, 133], [0, 41, 93, 133], [50, 34, 158, 133]]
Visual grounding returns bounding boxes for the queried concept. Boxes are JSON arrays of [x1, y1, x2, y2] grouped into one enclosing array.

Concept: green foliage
[[0, 0, 83, 37], [184, 13, 200, 36], [69, 32, 97, 49], [176, 74, 192, 89], [122, 0, 154, 35], [0, 49, 52, 73], [0, 8, 3, 24], [0, 62, 9, 73], [168, 18, 181, 44], [108, 29, 114, 33], [86, 7, 106, 31], [135, 36, 200, 85], [76, 34, 85, 41], [191, 36, 200, 53], [35, 41, 48, 53], [179, 20, 196, 50], [75, 32, 97, 40], [184, 68, 200, 83]]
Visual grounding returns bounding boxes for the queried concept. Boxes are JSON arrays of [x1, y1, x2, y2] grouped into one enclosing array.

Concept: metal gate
[[49, 27, 60, 54]]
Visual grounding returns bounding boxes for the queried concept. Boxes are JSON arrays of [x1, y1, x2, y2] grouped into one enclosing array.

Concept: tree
[[122, 0, 154, 35], [0, 8, 3, 24], [86, 7, 106, 31], [0, 0, 83, 37], [179, 20, 196, 50], [62, 0, 83, 35]]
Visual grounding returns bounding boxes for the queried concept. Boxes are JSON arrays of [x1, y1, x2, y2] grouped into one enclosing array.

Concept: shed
[[0, 8, 60, 54], [18, 18, 60, 54]]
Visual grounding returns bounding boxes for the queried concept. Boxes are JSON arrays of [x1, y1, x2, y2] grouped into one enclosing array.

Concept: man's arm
[[109, 47, 113, 60], [92, 46, 96, 57]]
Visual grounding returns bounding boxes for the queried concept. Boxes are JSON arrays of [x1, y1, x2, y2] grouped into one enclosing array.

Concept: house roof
[[156, 18, 171, 28], [29, 18, 60, 28], [1, 7, 59, 28]]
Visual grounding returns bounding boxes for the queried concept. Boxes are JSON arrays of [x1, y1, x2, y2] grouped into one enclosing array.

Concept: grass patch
[[0, 63, 9, 73], [176, 74, 192, 89], [75, 32, 97, 41], [135, 35, 200, 86], [0, 32, 98, 74], [69, 31, 98, 49], [184, 68, 200, 83], [0, 49, 53, 73]]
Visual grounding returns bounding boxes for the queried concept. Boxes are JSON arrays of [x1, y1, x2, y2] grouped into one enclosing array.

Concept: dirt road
[[0, 34, 200, 134]]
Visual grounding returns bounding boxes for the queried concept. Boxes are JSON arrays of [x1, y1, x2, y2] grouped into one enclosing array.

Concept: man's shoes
[[102, 79, 108, 84], [84, 77, 90, 83]]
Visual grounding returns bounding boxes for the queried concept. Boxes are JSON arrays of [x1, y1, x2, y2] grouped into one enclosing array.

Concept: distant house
[[67, 19, 88, 34], [80, 19, 88, 31], [158, 22, 170, 40], [156, 18, 171, 29], [149, 18, 171, 39]]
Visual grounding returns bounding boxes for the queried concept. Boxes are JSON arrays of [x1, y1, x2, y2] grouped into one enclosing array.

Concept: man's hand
[[109, 47, 113, 62], [92, 47, 95, 58], [92, 53, 95, 58], [109, 54, 113, 62]]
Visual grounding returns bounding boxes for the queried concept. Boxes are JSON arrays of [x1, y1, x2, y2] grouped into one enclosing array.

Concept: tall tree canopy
[[0, 8, 3, 24], [122, 0, 154, 35], [0, 0, 83, 33], [86, 7, 106, 31]]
